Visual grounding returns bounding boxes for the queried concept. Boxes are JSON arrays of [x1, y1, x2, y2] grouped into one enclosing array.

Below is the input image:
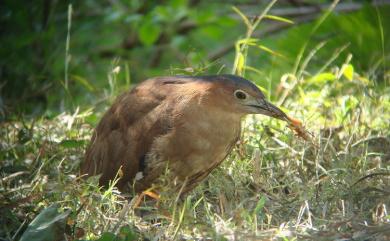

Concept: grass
[[1, 59, 389, 240], [1, 3, 390, 241]]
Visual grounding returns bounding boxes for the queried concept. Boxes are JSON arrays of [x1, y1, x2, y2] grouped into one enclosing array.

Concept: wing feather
[[81, 77, 190, 189]]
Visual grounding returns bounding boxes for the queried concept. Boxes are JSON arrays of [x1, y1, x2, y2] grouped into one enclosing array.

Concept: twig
[[1, 171, 28, 183], [351, 172, 390, 187], [11, 220, 27, 241]]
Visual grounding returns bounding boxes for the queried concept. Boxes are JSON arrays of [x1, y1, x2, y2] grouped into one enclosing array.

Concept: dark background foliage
[[1, 1, 390, 240], [1, 0, 389, 118]]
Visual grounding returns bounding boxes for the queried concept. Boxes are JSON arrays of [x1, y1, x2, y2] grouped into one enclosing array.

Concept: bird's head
[[203, 74, 288, 120]]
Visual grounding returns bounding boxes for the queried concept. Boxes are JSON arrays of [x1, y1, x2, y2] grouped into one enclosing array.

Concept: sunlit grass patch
[[1, 61, 389, 240], [1, 1, 390, 240]]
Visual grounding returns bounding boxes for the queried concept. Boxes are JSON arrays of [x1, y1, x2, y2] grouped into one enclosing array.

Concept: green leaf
[[236, 52, 245, 76], [232, 6, 251, 29], [95, 232, 117, 241], [72, 75, 95, 92], [257, 44, 285, 58], [20, 204, 71, 241], [59, 139, 86, 148], [170, 0, 187, 9], [309, 72, 336, 84], [264, 14, 294, 24], [118, 225, 138, 241], [244, 65, 263, 76], [253, 196, 266, 216], [237, 38, 258, 46], [138, 19, 161, 46], [345, 95, 358, 110], [342, 64, 354, 81], [254, 83, 268, 95]]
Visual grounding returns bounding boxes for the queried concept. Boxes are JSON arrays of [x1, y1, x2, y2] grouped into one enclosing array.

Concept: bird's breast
[[165, 106, 242, 178], [144, 95, 243, 187]]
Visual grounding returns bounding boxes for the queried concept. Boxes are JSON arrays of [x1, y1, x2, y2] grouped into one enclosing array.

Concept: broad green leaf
[[138, 19, 161, 46], [264, 14, 294, 24], [154, 6, 170, 20], [342, 64, 354, 81], [95, 232, 116, 241], [170, 0, 188, 9], [118, 225, 138, 241], [20, 204, 70, 241], [309, 72, 336, 84], [59, 139, 86, 148]]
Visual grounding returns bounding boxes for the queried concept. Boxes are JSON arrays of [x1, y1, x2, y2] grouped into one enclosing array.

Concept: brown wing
[[81, 77, 190, 190]]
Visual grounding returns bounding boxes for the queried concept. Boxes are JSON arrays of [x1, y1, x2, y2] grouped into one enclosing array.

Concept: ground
[[1, 64, 390, 241]]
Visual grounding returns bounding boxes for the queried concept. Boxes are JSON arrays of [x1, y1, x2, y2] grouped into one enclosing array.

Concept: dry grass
[[1, 3, 390, 239], [1, 62, 390, 240], [1, 1, 390, 240]]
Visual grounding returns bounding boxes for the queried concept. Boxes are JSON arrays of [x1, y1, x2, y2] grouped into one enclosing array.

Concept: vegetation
[[1, 0, 389, 240]]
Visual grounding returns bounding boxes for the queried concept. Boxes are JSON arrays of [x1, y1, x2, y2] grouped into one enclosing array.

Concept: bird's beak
[[247, 99, 288, 121]]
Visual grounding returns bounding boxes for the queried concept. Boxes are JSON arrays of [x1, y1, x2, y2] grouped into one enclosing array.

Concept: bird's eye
[[234, 90, 247, 100]]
